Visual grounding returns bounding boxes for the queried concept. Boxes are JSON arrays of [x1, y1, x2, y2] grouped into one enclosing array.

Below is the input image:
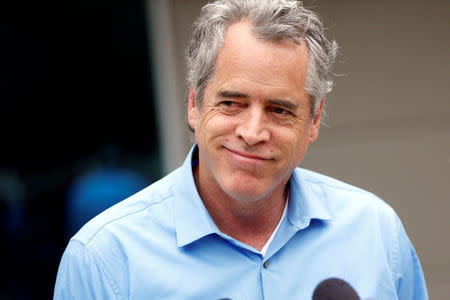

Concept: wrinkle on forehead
[[210, 20, 309, 102]]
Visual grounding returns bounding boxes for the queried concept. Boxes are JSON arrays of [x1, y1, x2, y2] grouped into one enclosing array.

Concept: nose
[[235, 107, 270, 145]]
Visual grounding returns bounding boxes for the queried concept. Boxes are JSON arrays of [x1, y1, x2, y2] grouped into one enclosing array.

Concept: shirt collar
[[287, 168, 333, 229], [173, 145, 332, 247], [173, 145, 219, 247]]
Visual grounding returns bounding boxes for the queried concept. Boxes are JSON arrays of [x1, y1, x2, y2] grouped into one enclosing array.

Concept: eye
[[218, 100, 243, 114], [273, 107, 286, 115], [219, 100, 243, 108], [269, 106, 291, 116]]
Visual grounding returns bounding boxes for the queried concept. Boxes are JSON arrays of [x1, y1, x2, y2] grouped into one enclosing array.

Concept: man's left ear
[[309, 98, 324, 144]]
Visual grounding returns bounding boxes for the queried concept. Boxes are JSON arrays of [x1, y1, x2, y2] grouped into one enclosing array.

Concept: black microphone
[[312, 278, 360, 300]]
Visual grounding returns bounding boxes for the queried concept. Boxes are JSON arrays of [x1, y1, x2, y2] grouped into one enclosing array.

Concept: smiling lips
[[224, 147, 272, 162]]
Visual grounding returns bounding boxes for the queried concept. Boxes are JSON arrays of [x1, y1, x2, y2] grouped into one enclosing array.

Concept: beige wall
[[158, 0, 450, 297]]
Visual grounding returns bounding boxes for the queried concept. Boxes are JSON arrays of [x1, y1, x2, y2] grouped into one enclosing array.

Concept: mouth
[[223, 147, 271, 161]]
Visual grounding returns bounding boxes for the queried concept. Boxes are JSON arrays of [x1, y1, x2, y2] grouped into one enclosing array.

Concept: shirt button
[[263, 260, 269, 269]]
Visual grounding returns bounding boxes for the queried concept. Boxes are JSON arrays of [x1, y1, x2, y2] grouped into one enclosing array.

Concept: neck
[[193, 165, 288, 251]]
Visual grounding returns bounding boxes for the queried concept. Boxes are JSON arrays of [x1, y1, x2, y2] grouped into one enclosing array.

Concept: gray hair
[[186, 0, 338, 117]]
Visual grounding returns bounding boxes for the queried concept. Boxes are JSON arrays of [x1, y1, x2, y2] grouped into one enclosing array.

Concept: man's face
[[188, 21, 322, 203]]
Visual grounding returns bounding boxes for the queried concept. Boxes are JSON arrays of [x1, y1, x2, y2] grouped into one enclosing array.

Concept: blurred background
[[1, 0, 449, 298]]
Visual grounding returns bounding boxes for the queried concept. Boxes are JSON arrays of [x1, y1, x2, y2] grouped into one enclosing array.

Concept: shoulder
[[294, 167, 407, 267], [293, 168, 428, 298], [70, 167, 183, 247], [293, 167, 400, 254], [55, 168, 188, 299]]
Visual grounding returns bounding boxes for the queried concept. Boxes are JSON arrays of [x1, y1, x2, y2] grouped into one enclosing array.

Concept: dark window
[[1, 1, 160, 298]]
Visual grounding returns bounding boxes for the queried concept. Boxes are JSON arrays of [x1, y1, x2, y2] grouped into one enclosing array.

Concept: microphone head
[[312, 278, 360, 300]]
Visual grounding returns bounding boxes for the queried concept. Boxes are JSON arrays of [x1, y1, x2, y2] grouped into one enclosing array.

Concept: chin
[[221, 178, 275, 203]]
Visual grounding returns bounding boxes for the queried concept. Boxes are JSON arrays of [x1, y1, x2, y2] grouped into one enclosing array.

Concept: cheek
[[196, 109, 231, 141], [273, 123, 311, 159], [290, 118, 312, 144]]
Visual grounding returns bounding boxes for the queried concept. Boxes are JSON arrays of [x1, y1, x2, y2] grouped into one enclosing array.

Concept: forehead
[[210, 21, 309, 100]]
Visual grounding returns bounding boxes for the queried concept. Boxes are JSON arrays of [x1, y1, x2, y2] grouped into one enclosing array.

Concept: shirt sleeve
[[53, 239, 119, 300], [394, 216, 428, 300]]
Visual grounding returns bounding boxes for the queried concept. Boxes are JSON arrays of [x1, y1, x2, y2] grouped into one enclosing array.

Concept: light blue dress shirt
[[54, 146, 428, 299]]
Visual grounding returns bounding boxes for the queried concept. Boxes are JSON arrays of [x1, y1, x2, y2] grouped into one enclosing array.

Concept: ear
[[187, 84, 198, 130], [309, 98, 324, 144]]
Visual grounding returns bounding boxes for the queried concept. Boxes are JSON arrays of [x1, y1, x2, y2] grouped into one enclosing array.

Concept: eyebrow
[[217, 90, 249, 99], [217, 89, 299, 110], [267, 99, 298, 110]]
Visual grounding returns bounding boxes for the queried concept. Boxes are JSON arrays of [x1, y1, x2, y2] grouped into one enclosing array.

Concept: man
[[54, 0, 428, 299]]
